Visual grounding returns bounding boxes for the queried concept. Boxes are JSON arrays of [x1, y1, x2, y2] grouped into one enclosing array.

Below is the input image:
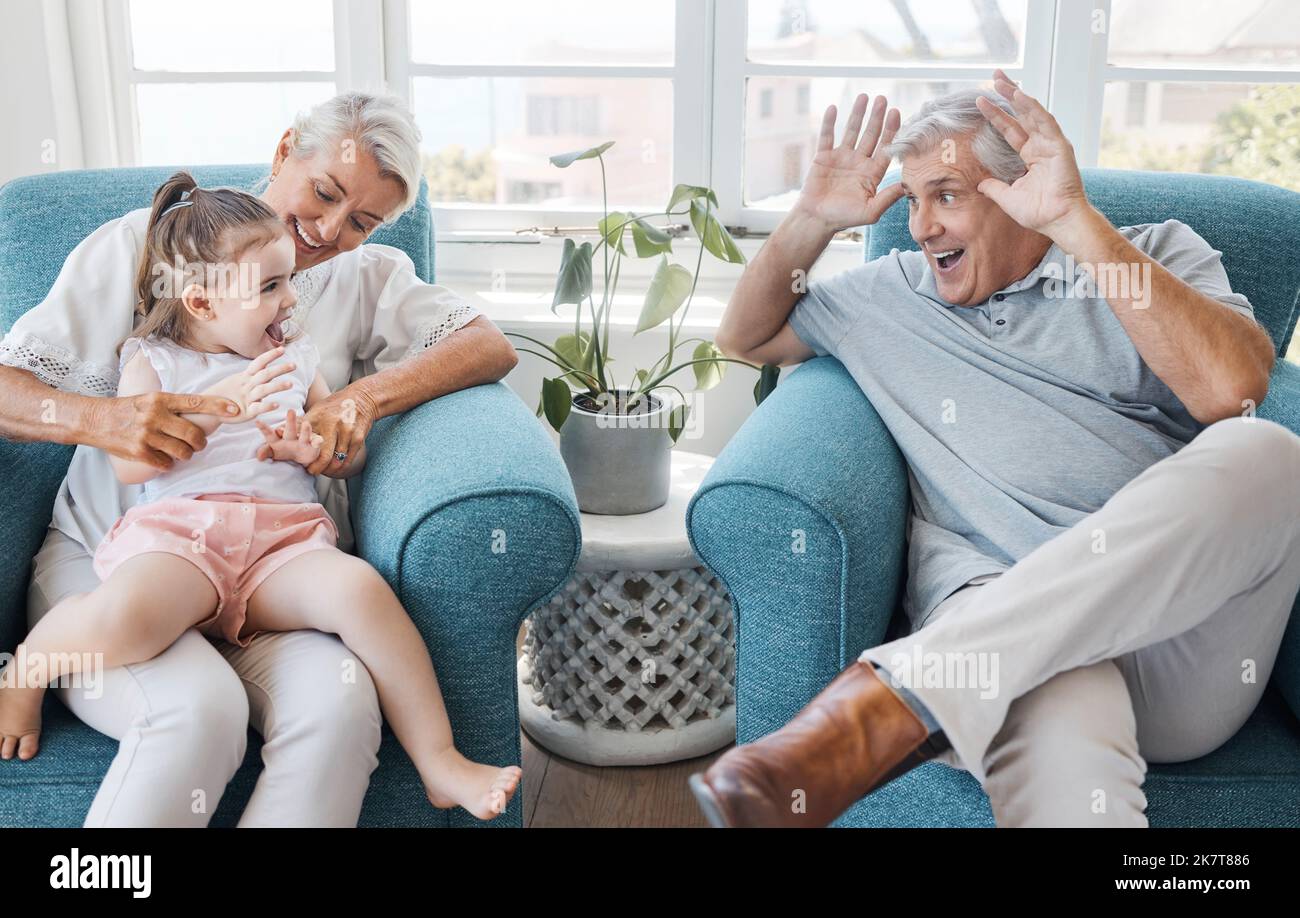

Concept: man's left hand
[[974, 69, 1093, 240]]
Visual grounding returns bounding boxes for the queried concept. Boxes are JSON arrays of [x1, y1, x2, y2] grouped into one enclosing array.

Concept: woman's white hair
[[283, 90, 424, 221], [885, 89, 1027, 184]]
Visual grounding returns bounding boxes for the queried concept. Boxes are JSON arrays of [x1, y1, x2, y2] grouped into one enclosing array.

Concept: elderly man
[[689, 70, 1300, 828]]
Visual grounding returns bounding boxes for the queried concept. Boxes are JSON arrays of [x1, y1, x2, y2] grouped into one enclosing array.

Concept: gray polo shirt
[[787, 219, 1260, 629]]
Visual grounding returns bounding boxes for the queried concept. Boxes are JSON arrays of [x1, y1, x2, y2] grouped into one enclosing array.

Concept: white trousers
[[862, 416, 1300, 827], [27, 526, 384, 827]]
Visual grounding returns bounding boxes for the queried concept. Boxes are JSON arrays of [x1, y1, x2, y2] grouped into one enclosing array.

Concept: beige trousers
[[27, 526, 383, 827], [861, 416, 1300, 827]]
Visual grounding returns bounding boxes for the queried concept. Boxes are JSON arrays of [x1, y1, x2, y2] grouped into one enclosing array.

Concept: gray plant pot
[[559, 389, 672, 515]]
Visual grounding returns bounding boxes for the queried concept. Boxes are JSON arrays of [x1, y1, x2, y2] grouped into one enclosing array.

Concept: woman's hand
[[203, 346, 297, 424], [88, 390, 241, 469], [793, 93, 906, 234], [303, 386, 378, 476], [255, 409, 324, 466]]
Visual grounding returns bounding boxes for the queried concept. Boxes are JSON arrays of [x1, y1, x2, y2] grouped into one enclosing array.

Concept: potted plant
[[506, 141, 780, 515]]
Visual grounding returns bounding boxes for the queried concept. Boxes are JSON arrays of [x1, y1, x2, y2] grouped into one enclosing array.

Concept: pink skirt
[[92, 492, 339, 647]]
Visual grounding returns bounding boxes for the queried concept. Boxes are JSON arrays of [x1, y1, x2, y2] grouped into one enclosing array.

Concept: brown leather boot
[[689, 660, 949, 827]]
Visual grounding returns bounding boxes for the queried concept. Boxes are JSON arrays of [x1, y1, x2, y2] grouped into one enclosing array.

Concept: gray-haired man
[[689, 69, 1300, 827]]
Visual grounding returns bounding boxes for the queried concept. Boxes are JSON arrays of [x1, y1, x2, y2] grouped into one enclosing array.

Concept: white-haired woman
[[0, 91, 518, 826]]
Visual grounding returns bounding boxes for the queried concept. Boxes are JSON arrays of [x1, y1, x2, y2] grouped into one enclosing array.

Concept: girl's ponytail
[[128, 170, 283, 353]]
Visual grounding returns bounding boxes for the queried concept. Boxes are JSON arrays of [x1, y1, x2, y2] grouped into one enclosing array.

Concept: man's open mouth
[[265, 319, 286, 344], [933, 248, 965, 271]]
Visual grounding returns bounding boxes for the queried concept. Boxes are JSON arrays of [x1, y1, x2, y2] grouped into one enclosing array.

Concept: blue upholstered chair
[[686, 169, 1300, 827], [0, 165, 581, 827]]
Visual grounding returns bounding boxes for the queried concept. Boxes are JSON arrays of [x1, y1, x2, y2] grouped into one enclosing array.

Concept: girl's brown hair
[[128, 171, 295, 354]]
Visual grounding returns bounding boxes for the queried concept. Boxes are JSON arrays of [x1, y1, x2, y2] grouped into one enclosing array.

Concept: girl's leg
[[243, 548, 522, 820], [0, 551, 219, 760]]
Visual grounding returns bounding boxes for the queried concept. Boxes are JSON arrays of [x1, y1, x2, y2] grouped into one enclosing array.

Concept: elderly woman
[[0, 91, 517, 826]]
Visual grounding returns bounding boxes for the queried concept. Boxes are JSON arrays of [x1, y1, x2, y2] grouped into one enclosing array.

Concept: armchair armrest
[[685, 356, 910, 742], [0, 439, 74, 654], [1258, 357, 1300, 722], [349, 381, 581, 826]]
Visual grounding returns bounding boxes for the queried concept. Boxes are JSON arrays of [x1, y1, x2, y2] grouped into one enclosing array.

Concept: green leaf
[[667, 184, 719, 213], [668, 402, 690, 443], [549, 141, 615, 168], [598, 211, 629, 255], [630, 216, 673, 257], [689, 200, 746, 265], [553, 331, 594, 375], [552, 238, 593, 311], [692, 341, 726, 390], [541, 376, 573, 432], [632, 368, 649, 390], [637, 257, 694, 333], [753, 363, 781, 405]]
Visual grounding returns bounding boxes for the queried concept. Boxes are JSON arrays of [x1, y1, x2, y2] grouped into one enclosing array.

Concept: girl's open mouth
[[265, 319, 286, 345]]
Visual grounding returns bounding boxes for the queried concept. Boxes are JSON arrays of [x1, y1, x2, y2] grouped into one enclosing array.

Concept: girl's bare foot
[[0, 668, 45, 761], [424, 750, 523, 820]]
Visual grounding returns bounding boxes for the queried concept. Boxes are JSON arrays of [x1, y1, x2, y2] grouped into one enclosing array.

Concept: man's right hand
[[793, 93, 905, 234], [89, 391, 240, 469]]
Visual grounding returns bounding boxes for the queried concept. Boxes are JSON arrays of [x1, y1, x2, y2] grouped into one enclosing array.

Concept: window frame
[[383, 0, 710, 236], [1048, 0, 1300, 169], [708, 0, 1057, 232], [93, 0, 1298, 240], [102, 0, 384, 166]]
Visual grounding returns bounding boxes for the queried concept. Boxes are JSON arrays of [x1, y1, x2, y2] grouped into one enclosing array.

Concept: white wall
[[0, 2, 61, 186]]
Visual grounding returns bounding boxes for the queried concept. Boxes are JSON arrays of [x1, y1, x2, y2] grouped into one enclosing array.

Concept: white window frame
[[99, 0, 383, 166], [381, 0, 711, 237], [80, 0, 1300, 297], [709, 0, 1057, 233], [1048, 0, 1300, 168]]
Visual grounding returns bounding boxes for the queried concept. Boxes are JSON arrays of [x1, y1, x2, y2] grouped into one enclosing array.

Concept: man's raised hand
[[974, 69, 1090, 238], [793, 93, 905, 234]]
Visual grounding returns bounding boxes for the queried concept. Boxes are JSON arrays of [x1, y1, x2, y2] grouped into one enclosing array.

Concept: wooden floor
[[515, 626, 727, 828]]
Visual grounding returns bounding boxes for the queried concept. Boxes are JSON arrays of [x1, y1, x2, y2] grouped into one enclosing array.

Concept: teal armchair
[[0, 165, 581, 827], [686, 169, 1300, 827]]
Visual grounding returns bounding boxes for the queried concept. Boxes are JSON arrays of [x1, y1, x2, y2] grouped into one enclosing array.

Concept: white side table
[[518, 451, 736, 766]]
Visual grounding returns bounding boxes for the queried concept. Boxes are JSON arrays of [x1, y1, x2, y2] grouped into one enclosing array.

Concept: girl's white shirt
[[0, 206, 482, 553], [125, 332, 321, 508]]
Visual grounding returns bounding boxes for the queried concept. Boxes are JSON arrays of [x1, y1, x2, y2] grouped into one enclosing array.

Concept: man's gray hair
[[885, 89, 1027, 184]]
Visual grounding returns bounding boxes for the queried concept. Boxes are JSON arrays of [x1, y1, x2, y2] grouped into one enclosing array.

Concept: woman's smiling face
[[261, 130, 408, 272]]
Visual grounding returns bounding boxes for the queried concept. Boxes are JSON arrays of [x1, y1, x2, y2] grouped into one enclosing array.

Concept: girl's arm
[[107, 349, 170, 484]]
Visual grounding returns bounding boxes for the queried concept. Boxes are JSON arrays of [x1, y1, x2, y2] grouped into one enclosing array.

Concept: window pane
[[412, 77, 673, 208], [747, 0, 1028, 66], [1099, 81, 1300, 192], [1108, 0, 1300, 70], [135, 83, 337, 166], [128, 0, 334, 71], [744, 77, 983, 208], [409, 0, 674, 65]]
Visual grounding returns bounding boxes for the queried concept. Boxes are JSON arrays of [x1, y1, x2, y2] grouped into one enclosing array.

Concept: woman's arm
[[304, 315, 513, 477], [308, 369, 368, 477], [106, 349, 170, 484], [0, 364, 102, 446], [0, 363, 236, 466]]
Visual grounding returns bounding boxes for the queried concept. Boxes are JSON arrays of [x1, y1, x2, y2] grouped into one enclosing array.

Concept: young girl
[[0, 172, 521, 820]]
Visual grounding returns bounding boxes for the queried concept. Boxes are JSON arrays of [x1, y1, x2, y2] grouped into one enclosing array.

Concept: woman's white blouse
[[0, 206, 481, 554]]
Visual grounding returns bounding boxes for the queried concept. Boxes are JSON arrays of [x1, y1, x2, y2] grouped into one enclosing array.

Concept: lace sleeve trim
[[401, 302, 482, 361], [0, 331, 120, 397]]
